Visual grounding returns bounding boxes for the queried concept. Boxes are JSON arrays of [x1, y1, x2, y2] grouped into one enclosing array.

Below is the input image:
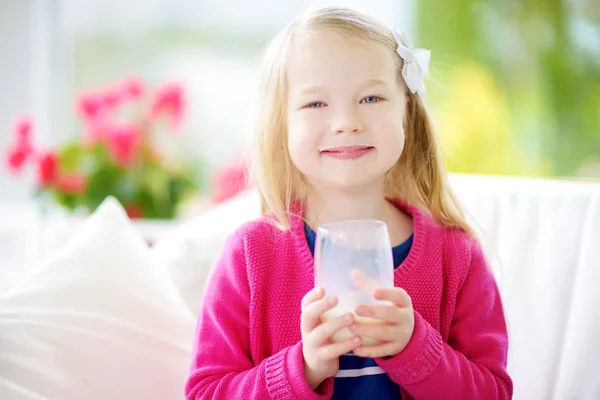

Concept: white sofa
[[1, 174, 599, 400]]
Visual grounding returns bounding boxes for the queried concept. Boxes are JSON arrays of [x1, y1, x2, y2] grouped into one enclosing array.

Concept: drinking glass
[[314, 219, 394, 346]]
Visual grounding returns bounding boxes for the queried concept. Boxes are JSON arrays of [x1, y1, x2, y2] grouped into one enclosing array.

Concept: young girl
[[186, 6, 512, 400]]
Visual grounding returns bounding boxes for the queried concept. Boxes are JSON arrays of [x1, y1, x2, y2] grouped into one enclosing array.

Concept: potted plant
[[4, 77, 204, 246]]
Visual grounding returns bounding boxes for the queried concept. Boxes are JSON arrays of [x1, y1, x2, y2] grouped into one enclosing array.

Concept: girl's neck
[[304, 185, 413, 246]]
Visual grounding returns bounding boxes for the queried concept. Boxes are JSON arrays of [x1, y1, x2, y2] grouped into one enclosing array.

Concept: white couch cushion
[[152, 189, 261, 314], [0, 197, 195, 400], [449, 175, 600, 400]]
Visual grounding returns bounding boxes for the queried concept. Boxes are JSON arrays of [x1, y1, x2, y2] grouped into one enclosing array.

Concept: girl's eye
[[306, 101, 326, 108], [361, 96, 382, 104]]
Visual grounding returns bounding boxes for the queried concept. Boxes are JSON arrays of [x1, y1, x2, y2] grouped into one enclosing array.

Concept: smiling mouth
[[319, 145, 375, 160]]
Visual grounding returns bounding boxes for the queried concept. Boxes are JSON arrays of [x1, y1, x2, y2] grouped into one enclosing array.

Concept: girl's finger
[[349, 322, 402, 342], [355, 304, 407, 324], [316, 336, 362, 361], [350, 269, 378, 293], [373, 287, 412, 308], [353, 341, 399, 359], [301, 286, 325, 309], [301, 295, 338, 334], [309, 312, 354, 347]]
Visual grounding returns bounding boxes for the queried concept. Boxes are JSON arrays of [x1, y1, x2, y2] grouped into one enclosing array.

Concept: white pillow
[[0, 197, 195, 400], [152, 189, 261, 314]]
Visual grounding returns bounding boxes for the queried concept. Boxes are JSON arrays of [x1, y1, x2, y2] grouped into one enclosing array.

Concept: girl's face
[[286, 33, 406, 194]]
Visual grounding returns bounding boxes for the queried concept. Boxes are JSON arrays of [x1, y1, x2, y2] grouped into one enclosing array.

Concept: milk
[[321, 305, 385, 346]]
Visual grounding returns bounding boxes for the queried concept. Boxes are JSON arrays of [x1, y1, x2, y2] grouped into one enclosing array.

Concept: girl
[[186, 6, 512, 400]]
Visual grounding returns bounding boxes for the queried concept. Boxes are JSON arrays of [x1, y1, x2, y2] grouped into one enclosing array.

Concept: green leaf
[[143, 164, 169, 205], [58, 142, 85, 172], [84, 165, 124, 212]]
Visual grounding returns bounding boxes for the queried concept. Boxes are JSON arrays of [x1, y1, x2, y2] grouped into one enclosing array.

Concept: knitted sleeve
[[376, 238, 513, 399], [185, 230, 332, 400]]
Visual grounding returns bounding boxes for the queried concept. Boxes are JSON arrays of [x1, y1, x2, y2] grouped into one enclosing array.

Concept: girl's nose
[[331, 107, 363, 134]]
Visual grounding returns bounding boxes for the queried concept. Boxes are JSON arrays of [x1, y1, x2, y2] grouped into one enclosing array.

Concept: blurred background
[[2, 0, 600, 199], [0, 0, 599, 271]]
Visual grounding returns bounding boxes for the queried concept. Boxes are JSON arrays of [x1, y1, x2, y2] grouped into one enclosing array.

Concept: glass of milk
[[314, 219, 394, 346]]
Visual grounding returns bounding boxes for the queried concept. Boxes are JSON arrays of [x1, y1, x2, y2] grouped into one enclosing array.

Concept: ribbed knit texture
[[185, 200, 513, 399]]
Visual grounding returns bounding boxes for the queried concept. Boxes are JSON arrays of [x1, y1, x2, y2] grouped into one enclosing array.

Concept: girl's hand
[[300, 286, 361, 390], [349, 287, 415, 358]]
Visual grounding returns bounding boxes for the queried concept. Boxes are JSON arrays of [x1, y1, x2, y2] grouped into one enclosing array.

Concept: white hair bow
[[393, 28, 431, 97]]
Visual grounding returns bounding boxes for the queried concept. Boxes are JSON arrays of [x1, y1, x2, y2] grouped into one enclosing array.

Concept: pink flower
[[5, 115, 36, 174], [77, 92, 105, 121], [122, 77, 145, 100], [82, 115, 110, 147], [4, 146, 28, 174], [78, 86, 123, 121], [36, 151, 59, 188], [13, 115, 34, 154], [14, 116, 33, 143], [56, 173, 88, 195], [105, 123, 141, 166], [103, 88, 122, 109], [148, 82, 185, 133]]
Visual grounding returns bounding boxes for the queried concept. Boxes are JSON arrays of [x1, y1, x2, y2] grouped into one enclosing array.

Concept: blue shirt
[[304, 223, 412, 399]]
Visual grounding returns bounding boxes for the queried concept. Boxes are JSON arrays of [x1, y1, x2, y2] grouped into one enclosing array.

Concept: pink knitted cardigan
[[186, 201, 513, 399]]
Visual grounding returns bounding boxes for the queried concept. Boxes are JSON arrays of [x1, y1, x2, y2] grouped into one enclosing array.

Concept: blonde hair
[[250, 6, 474, 236]]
